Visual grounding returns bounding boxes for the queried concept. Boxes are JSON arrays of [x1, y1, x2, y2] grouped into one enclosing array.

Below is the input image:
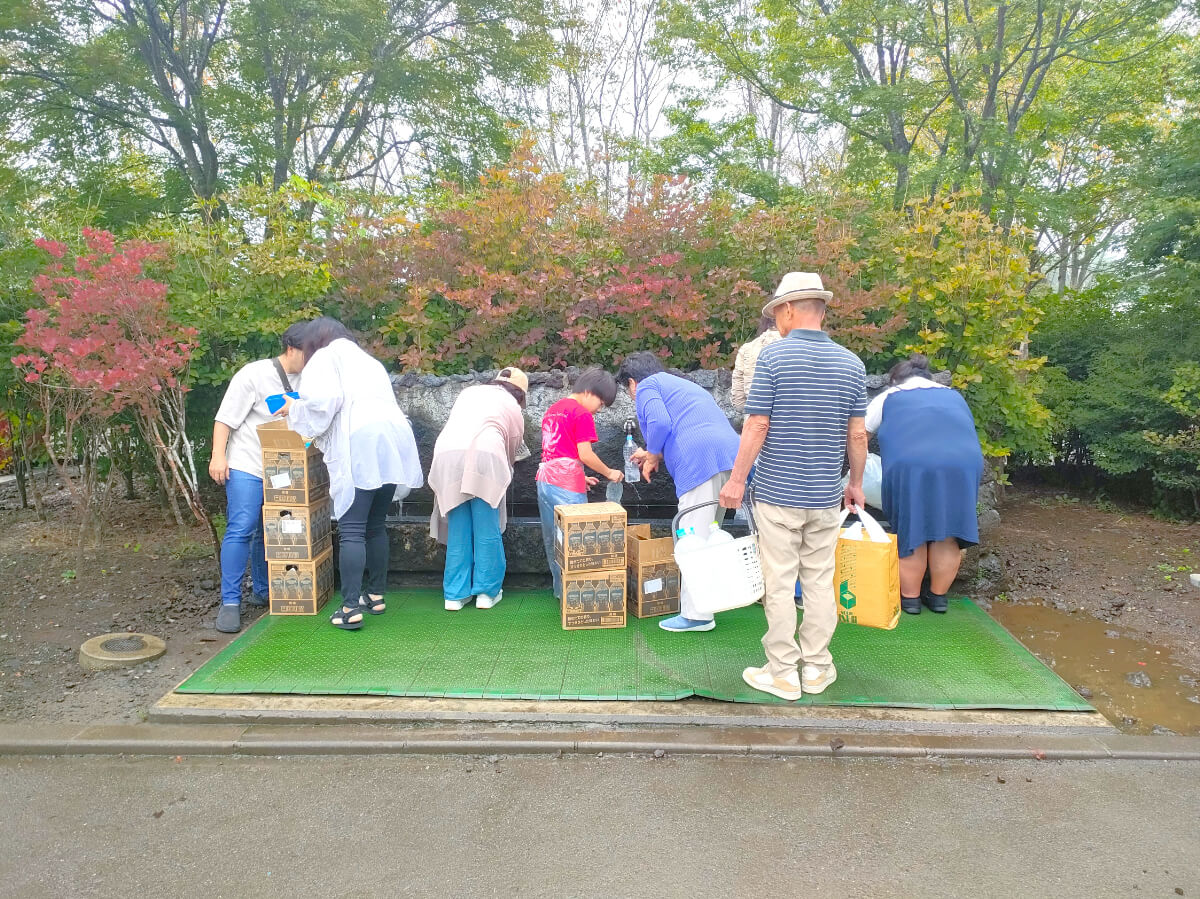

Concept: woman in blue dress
[[865, 355, 984, 615]]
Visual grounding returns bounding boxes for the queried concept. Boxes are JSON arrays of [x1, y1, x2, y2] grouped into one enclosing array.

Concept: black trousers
[[337, 484, 396, 605]]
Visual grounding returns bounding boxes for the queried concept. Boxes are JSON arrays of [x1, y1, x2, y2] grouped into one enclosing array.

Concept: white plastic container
[[673, 504, 764, 615]]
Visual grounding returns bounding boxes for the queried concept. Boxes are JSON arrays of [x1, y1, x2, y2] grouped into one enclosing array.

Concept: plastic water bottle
[[674, 526, 704, 555], [622, 421, 641, 483], [604, 479, 623, 504], [707, 522, 734, 547]]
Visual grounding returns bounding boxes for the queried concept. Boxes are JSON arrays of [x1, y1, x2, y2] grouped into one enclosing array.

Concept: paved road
[[2, 754, 1197, 898]]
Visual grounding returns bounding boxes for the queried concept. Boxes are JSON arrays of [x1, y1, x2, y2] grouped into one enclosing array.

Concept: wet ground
[[989, 601, 1200, 735], [986, 486, 1200, 735]]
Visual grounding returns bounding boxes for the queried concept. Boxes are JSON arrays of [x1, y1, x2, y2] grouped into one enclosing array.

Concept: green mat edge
[[178, 593, 1094, 712]]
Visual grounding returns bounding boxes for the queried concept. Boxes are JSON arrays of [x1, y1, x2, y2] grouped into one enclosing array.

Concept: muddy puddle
[[989, 600, 1200, 735]]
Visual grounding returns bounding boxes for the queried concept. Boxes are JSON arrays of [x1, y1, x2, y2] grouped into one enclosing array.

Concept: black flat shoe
[[921, 591, 948, 613], [901, 596, 922, 615]]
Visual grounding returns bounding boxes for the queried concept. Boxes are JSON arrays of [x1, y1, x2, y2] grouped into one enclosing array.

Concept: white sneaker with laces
[[802, 664, 837, 694], [445, 596, 475, 611], [476, 590, 503, 610], [741, 665, 802, 701]]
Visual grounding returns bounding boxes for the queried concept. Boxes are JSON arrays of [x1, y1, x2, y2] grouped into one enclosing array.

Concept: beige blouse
[[731, 328, 782, 412], [427, 385, 525, 544]]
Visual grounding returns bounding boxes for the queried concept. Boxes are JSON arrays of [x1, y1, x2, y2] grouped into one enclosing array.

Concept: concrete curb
[[1, 723, 1198, 761], [150, 692, 1117, 737]]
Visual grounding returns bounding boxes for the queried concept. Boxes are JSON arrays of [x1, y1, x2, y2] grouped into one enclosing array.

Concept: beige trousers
[[753, 501, 843, 677]]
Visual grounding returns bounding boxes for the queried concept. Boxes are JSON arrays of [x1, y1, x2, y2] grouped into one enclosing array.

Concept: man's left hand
[[719, 478, 745, 510], [844, 483, 865, 512]]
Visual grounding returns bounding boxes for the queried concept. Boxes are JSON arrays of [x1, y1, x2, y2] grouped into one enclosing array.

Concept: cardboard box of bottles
[[626, 524, 681, 618], [561, 568, 627, 630], [257, 420, 330, 505], [262, 495, 333, 561], [554, 501, 627, 575], [268, 547, 335, 615]]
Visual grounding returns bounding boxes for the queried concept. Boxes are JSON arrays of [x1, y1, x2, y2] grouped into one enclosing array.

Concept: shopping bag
[[863, 453, 883, 510], [833, 507, 900, 630], [836, 452, 882, 510]]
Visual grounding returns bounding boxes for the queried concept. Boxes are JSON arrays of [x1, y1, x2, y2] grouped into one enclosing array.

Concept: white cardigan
[[288, 339, 424, 518]]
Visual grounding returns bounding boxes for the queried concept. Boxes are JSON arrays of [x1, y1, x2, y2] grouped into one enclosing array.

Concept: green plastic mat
[[177, 590, 1092, 710]]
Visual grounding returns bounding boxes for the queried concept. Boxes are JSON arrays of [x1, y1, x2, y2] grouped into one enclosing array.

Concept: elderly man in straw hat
[[719, 272, 869, 700]]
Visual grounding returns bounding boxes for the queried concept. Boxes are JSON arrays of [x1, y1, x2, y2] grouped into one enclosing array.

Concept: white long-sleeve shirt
[[287, 339, 424, 519]]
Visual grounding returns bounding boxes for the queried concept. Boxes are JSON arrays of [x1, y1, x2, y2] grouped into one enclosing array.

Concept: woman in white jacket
[[279, 318, 423, 630]]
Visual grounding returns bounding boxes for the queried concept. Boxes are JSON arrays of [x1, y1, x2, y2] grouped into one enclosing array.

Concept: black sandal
[[363, 594, 386, 615], [330, 603, 364, 630]]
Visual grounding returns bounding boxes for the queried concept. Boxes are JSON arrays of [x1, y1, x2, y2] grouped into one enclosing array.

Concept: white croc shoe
[[445, 596, 475, 611], [476, 590, 503, 610]]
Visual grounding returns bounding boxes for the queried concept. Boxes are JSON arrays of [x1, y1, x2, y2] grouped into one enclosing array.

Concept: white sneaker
[[741, 665, 802, 701], [445, 596, 475, 611], [802, 664, 837, 694], [476, 590, 503, 610]]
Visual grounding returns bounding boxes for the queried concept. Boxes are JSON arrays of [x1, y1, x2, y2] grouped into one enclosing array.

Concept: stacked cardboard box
[[626, 524, 682, 619], [257, 420, 334, 615], [554, 501, 628, 630]]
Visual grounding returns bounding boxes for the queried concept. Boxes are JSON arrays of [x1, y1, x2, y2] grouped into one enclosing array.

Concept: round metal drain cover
[[100, 635, 146, 653], [79, 632, 167, 671]]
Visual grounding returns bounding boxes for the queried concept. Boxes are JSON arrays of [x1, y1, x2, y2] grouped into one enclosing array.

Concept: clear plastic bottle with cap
[[674, 525, 704, 555], [622, 419, 641, 483]]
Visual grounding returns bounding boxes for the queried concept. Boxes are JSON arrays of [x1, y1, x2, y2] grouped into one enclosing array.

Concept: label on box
[[643, 577, 663, 594], [280, 519, 304, 534], [270, 472, 292, 489]]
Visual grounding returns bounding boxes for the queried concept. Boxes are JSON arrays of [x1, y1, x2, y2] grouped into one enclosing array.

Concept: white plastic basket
[[672, 500, 765, 615]]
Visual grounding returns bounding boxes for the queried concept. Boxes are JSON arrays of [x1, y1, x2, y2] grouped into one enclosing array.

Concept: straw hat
[[495, 366, 529, 395], [762, 272, 833, 316]]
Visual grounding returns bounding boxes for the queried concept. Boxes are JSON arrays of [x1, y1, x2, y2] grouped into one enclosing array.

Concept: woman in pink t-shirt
[[536, 368, 622, 599]]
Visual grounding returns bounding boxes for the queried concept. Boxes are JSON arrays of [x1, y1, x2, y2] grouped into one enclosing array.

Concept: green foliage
[[640, 101, 788, 204], [889, 196, 1050, 457], [328, 145, 902, 373], [1034, 282, 1200, 516], [1, 0, 555, 200], [139, 184, 333, 389]]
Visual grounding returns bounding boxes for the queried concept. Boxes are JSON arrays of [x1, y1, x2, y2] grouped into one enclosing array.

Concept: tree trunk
[[892, 162, 911, 210], [19, 425, 44, 521], [14, 450, 28, 510]]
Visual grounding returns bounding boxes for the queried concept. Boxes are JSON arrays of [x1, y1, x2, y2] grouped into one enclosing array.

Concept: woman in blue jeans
[[209, 322, 307, 633], [280, 318, 424, 630], [427, 369, 529, 611], [535, 368, 621, 599]]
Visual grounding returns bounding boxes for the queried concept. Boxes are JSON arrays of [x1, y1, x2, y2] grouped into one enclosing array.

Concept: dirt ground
[[0, 476, 261, 725], [0, 475, 1197, 732]]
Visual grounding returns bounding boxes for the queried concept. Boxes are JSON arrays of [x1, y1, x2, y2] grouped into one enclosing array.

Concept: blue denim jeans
[[220, 469, 268, 606], [537, 480, 587, 599], [444, 498, 506, 601]]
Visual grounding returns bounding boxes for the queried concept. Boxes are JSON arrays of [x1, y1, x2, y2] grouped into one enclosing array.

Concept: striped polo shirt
[[744, 329, 867, 508]]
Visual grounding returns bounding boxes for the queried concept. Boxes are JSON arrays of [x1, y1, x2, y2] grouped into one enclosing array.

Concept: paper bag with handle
[[833, 507, 901, 630]]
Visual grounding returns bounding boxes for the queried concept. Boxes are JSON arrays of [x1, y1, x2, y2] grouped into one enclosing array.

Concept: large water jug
[[706, 523, 734, 547]]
